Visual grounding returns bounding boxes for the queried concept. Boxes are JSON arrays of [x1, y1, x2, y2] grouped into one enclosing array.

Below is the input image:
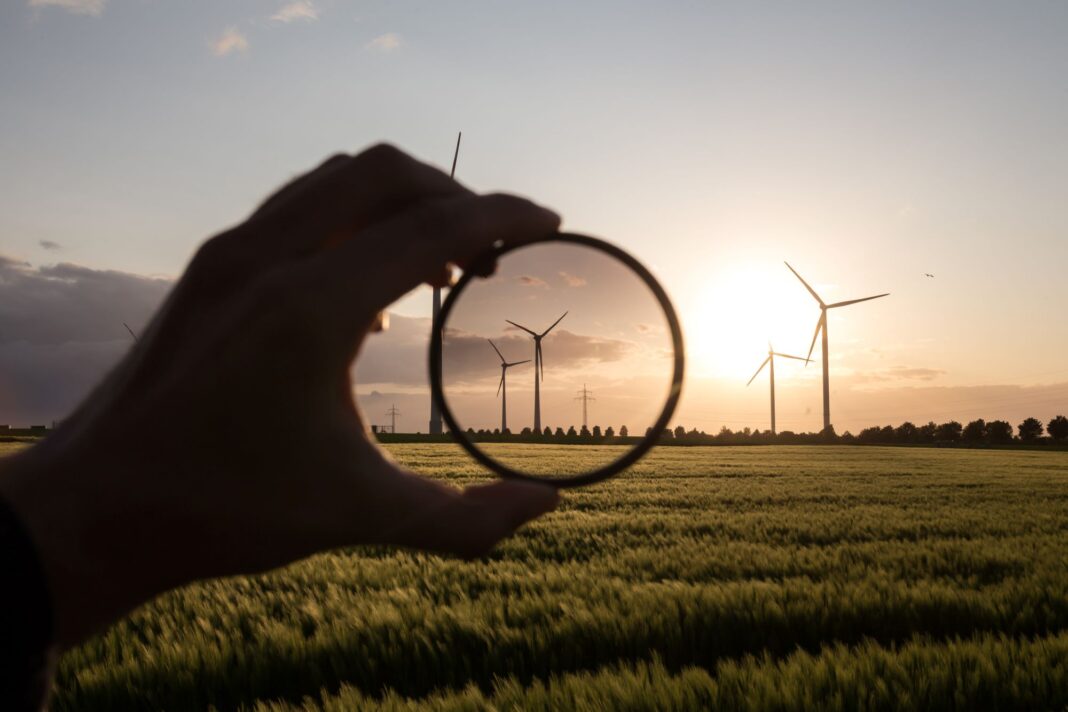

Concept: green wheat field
[[7, 442, 1067, 711]]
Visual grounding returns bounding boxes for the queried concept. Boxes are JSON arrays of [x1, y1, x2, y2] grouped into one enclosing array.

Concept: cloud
[[29, 0, 105, 16], [354, 312, 632, 388], [0, 257, 171, 425], [271, 1, 318, 23], [559, 271, 587, 287], [515, 275, 548, 288], [852, 366, 947, 384], [38, 240, 62, 251], [366, 33, 402, 52], [441, 328, 631, 384], [634, 323, 652, 333], [213, 28, 249, 57]]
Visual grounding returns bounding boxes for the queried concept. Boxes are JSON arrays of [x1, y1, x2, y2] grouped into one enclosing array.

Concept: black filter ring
[[429, 232, 685, 488]]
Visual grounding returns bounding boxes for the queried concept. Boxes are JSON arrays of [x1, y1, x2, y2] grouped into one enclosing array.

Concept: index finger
[[247, 144, 474, 263], [327, 192, 561, 311]]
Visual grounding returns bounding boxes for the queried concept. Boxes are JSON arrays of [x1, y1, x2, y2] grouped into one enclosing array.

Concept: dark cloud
[[39, 240, 62, 251], [0, 257, 171, 424], [0, 256, 633, 424], [441, 327, 631, 384], [356, 313, 633, 387]]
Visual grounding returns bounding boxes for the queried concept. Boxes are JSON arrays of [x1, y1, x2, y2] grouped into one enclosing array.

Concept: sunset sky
[[2, 1, 1066, 433]]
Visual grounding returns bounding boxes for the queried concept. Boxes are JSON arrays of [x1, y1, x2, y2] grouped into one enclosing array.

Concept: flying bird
[[924, 273, 935, 278]]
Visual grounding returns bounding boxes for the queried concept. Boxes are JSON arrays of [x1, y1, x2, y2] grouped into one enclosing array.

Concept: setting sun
[[687, 262, 820, 382]]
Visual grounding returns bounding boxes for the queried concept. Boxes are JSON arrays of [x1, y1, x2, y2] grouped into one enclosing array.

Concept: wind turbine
[[785, 262, 889, 432], [488, 339, 530, 433], [505, 311, 568, 432], [429, 131, 462, 436], [746, 343, 809, 435]]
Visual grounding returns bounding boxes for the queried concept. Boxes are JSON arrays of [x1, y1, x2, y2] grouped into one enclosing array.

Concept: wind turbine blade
[[746, 357, 771, 387], [497, 372, 504, 397], [773, 353, 810, 362], [506, 359, 532, 367], [827, 293, 890, 309], [805, 313, 824, 364], [450, 131, 462, 179], [505, 319, 538, 336], [487, 339, 505, 363], [784, 262, 825, 306], [540, 311, 569, 337], [538, 342, 545, 382]]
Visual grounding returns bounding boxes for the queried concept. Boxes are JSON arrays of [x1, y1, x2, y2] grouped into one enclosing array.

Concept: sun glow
[[686, 262, 821, 382]]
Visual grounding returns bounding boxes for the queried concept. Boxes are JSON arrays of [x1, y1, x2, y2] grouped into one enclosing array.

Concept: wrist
[[0, 440, 168, 647]]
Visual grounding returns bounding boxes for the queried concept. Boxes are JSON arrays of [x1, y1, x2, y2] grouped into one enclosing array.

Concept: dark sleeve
[[0, 495, 56, 712]]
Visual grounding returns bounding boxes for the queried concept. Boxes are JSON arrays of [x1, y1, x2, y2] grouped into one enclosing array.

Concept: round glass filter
[[430, 233, 684, 487]]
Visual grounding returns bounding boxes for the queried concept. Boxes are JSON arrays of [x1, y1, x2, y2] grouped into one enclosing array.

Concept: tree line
[[440, 414, 1068, 446]]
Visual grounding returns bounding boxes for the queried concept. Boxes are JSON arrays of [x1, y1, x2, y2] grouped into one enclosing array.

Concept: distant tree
[[820, 424, 838, 443], [1017, 417, 1043, 443], [674, 425, 686, 439], [592, 425, 602, 438], [962, 419, 986, 443], [839, 430, 856, 444], [580, 425, 591, 439], [917, 422, 938, 443], [660, 428, 674, 440], [493, 428, 500, 435], [466, 427, 476, 435], [858, 426, 883, 444], [985, 420, 1013, 444], [619, 425, 628, 438], [566, 425, 578, 438], [742, 427, 752, 438], [544, 426, 553, 437], [604, 426, 615, 438], [716, 426, 734, 441], [1048, 415, 1068, 442], [554, 427, 565, 438], [934, 421, 962, 442], [520, 427, 532, 436], [894, 421, 918, 443]]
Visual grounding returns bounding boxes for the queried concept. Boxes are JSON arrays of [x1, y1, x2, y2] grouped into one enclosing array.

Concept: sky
[[2, 0, 1067, 434]]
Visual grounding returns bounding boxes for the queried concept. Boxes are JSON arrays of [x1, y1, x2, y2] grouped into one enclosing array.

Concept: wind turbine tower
[[505, 311, 568, 432], [746, 343, 809, 435], [785, 262, 889, 432], [488, 340, 530, 432], [575, 384, 595, 429], [429, 131, 462, 436]]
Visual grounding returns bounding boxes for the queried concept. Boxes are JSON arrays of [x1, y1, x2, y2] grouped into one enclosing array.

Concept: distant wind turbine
[[505, 311, 568, 432], [488, 339, 530, 433], [746, 342, 809, 435], [785, 262, 889, 432]]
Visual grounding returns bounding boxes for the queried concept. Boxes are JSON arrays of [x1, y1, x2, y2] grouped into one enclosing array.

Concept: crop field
[[8, 442, 1067, 710]]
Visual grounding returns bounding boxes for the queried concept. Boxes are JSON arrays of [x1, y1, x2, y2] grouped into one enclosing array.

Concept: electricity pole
[[575, 384, 595, 429], [386, 404, 401, 434]]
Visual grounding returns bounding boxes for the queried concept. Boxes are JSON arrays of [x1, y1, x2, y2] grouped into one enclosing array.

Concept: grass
[[12, 443, 1066, 710]]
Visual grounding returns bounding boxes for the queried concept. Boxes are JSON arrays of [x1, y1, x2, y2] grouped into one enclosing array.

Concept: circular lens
[[431, 233, 684, 487]]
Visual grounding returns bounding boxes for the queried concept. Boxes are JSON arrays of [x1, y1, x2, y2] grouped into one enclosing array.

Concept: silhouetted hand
[[0, 144, 561, 647]]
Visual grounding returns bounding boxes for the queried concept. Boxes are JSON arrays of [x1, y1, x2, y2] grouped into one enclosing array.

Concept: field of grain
[[25, 443, 1068, 710]]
